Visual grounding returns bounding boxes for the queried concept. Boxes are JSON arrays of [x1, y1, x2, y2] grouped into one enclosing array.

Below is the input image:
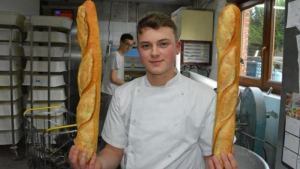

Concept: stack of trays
[[0, 45, 24, 57], [0, 73, 21, 86], [30, 16, 73, 31], [0, 11, 26, 29], [24, 61, 67, 72], [23, 15, 73, 134], [27, 88, 67, 101], [0, 60, 22, 71], [0, 87, 22, 101], [0, 29, 22, 42], [25, 31, 68, 44], [23, 46, 66, 57], [23, 74, 66, 87], [0, 11, 25, 145]]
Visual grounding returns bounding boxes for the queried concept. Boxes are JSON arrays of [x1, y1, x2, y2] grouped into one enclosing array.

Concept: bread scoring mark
[[218, 47, 236, 92], [77, 49, 93, 96], [216, 6, 236, 55], [75, 121, 97, 160], [76, 120, 95, 162], [77, 5, 88, 54], [77, 84, 96, 127]]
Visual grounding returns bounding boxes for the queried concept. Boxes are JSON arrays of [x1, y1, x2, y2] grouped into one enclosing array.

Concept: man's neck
[[117, 48, 124, 56], [146, 69, 176, 86]]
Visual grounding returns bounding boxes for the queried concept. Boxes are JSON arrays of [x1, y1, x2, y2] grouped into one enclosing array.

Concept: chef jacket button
[[181, 92, 184, 95], [131, 150, 134, 154], [137, 89, 140, 92], [168, 154, 171, 158]]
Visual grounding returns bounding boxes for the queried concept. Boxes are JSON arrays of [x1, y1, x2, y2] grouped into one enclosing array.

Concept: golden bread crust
[[74, 0, 102, 163], [213, 4, 241, 166]]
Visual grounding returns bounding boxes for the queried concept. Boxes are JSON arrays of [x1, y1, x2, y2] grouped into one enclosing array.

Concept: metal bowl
[[234, 145, 269, 169]]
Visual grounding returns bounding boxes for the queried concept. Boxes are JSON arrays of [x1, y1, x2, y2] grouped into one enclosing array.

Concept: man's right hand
[[68, 145, 102, 169]]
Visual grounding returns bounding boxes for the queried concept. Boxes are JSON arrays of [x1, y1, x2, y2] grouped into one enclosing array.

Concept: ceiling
[[41, 0, 192, 6]]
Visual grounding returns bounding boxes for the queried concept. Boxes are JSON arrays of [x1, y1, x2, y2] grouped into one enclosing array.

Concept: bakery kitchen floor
[[0, 137, 105, 169], [0, 138, 29, 169]]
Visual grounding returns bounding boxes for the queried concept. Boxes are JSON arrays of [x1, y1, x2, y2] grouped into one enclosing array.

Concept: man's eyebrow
[[139, 39, 170, 44], [158, 38, 170, 42]]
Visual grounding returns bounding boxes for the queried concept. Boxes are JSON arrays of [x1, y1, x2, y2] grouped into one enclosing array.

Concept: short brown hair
[[137, 12, 177, 41]]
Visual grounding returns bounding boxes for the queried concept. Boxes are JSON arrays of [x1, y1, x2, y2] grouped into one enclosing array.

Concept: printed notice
[[283, 92, 300, 168], [283, 148, 297, 169], [284, 132, 300, 154], [286, 0, 300, 28]]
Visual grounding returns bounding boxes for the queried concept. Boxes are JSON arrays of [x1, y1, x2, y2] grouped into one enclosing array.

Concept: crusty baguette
[[74, 0, 102, 163], [213, 4, 241, 166]]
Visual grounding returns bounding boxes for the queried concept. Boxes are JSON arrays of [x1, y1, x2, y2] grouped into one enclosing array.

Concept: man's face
[[120, 39, 135, 53], [137, 27, 181, 76]]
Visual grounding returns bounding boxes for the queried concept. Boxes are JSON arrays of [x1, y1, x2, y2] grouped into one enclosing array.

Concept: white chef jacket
[[102, 71, 216, 169], [102, 51, 125, 95]]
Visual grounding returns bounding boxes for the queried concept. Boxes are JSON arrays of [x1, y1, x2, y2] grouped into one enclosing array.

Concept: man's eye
[[160, 42, 169, 47], [141, 44, 150, 49]]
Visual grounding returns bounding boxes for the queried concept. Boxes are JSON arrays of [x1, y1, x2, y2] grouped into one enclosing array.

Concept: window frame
[[237, 0, 282, 94]]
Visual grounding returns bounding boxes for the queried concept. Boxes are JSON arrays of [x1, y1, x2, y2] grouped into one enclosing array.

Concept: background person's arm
[[110, 69, 126, 85]]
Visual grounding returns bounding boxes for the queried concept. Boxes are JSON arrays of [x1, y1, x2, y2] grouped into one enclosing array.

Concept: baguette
[[74, 0, 102, 163], [213, 4, 241, 166]]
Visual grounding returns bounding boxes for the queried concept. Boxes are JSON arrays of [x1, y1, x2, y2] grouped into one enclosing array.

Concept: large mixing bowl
[[234, 145, 269, 169]]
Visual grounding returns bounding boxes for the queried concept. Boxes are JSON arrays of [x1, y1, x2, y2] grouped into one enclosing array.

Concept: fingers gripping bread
[[213, 4, 241, 166], [75, 0, 102, 163]]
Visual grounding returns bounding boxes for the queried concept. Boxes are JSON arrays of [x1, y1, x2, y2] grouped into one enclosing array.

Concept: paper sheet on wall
[[286, 0, 300, 28], [283, 92, 300, 168], [297, 35, 300, 93]]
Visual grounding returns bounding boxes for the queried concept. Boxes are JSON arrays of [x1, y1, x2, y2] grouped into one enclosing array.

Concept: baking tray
[[23, 74, 66, 87], [0, 86, 22, 101], [0, 125, 23, 145], [0, 99, 22, 116], [0, 73, 21, 86], [0, 60, 22, 71], [28, 88, 67, 101], [0, 112, 22, 131], [0, 11, 26, 29], [30, 16, 73, 31], [23, 46, 66, 57], [24, 61, 67, 72], [0, 45, 24, 57], [0, 29, 22, 42], [25, 31, 68, 43], [27, 111, 65, 130]]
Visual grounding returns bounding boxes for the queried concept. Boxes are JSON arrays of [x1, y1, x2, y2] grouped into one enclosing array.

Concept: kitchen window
[[238, 0, 285, 94]]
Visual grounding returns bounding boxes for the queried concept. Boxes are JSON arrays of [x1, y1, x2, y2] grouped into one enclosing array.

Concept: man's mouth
[[150, 60, 163, 64]]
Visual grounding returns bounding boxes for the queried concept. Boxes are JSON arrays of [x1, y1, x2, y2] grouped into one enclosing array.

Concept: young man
[[99, 33, 134, 149], [69, 12, 238, 169]]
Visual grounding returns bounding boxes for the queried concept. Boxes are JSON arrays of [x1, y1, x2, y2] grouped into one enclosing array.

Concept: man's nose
[[150, 46, 160, 57]]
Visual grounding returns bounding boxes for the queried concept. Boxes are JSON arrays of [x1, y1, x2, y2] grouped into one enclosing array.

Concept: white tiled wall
[[98, 21, 137, 56]]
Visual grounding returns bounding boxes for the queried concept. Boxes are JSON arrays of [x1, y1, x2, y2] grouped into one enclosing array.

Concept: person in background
[[99, 33, 134, 150], [70, 12, 238, 169]]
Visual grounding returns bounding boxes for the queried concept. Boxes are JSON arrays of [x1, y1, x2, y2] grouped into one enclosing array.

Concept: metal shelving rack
[[22, 17, 72, 141], [0, 12, 25, 160]]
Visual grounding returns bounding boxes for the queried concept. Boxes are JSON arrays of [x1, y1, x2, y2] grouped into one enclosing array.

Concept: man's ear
[[176, 40, 181, 55]]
